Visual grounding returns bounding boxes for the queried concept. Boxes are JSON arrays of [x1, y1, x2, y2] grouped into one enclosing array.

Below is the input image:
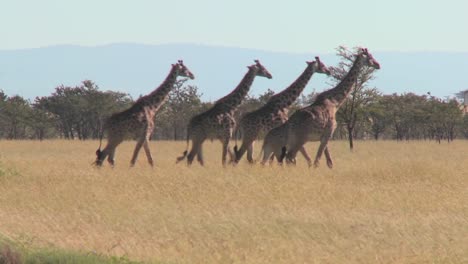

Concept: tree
[[236, 89, 276, 120], [425, 97, 463, 142], [461, 115, 468, 139], [38, 80, 133, 139], [29, 100, 56, 140], [0, 90, 8, 137], [329, 46, 379, 150], [1, 95, 32, 139], [154, 79, 205, 140], [365, 95, 389, 140]]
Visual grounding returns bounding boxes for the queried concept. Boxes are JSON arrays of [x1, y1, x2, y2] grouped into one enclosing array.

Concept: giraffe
[[260, 48, 380, 167], [176, 60, 272, 166], [95, 60, 195, 167], [233, 56, 331, 164]]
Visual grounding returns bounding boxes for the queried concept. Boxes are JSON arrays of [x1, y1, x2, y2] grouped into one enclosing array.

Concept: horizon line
[[1, 42, 468, 55]]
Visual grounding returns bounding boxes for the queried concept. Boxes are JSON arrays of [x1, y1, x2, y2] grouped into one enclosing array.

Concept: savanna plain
[[0, 140, 467, 263]]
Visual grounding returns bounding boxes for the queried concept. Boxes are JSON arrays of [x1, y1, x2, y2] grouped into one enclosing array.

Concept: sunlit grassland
[[0, 140, 467, 263]]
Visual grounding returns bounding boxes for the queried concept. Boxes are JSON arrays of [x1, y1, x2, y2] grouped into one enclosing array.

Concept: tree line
[[1, 47, 467, 143], [1, 80, 466, 142]]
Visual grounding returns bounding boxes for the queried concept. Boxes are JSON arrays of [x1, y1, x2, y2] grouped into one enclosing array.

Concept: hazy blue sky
[[1, 0, 467, 52]]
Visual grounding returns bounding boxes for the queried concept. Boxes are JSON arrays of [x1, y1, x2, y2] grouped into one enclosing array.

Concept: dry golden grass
[[0, 139, 467, 263]]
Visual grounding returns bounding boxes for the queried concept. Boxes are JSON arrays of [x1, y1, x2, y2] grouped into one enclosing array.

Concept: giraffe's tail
[[176, 151, 188, 163], [93, 118, 105, 166], [96, 133, 103, 154], [233, 124, 245, 162], [176, 127, 190, 163], [233, 125, 239, 154]]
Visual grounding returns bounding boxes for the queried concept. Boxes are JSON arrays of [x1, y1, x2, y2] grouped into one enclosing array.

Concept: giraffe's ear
[[306, 61, 313, 65]]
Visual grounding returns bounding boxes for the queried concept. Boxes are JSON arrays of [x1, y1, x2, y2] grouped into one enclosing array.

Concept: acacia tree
[[461, 115, 468, 139], [0, 90, 7, 137], [329, 46, 379, 150], [365, 95, 389, 140], [425, 97, 463, 142], [155, 79, 205, 140], [236, 89, 276, 121], [29, 100, 55, 140], [1, 95, 32, 139], [38, 80, 132, 139]]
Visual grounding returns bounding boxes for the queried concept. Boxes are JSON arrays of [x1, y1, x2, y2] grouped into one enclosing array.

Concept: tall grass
[[0, 140, 467, 263]]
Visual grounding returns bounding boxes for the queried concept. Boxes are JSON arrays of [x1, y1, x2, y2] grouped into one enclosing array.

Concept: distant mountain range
[[0, 43, 467, 101]]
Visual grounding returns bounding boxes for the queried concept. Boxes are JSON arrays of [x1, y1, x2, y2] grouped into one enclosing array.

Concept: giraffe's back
[[188, 108, 235, 141], [105, 107, 147, 139]]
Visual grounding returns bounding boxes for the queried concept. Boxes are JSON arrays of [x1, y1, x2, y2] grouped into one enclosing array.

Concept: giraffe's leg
[[269, 153, 275, 164], [261, 143, 274, 166], [314, 124, 335, 168], [274, 152, 281, 163], [313, 142, 326, 168], [324, 147, 333, 169], [130, 137, 145, 167], [196, 142, 205, 166], [262, 140, 281, 166], [227, 146, 234, 164], [107, 147, 116, 167], [246, 142, 255, 163], [187, 136, 204, 166], [234, 141, 247, 163], [95, 147, 109, 166], [285, 143, 301, 165], [220, 136, 231, 166], [220, 119, 235, 166], [96, 136, 122, 167], [143, 140, 154, 167], [187, 142, 199, 165], [299, 146, 313, 167], [234, 132, 256, 163]]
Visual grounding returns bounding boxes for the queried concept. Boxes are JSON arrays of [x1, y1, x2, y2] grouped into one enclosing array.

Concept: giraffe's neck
[[266, 65, 316, 110], [213, 68, 257, 113], [315, 55, 364, 108], [141, 67, 178, 112]]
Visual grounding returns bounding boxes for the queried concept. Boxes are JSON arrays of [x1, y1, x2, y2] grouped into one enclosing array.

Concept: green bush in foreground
[[0, 238, 142, 264]]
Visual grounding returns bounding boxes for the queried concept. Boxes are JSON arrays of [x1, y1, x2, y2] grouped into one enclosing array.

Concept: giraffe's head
[[249, 60, 273, 79], [174, 60, 195, 79], [307, 56, 331, 75], [358, 48, 380, 69]]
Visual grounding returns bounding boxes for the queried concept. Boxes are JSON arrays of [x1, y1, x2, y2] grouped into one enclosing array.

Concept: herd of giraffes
[[95, 48, 381, 168]]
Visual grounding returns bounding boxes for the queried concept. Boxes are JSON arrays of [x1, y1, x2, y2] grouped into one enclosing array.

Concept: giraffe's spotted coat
[[176, 60, 272, 166], [95, 61, 194, 167], [234, 56, 331, 163], [261, 48, 380, 167]]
